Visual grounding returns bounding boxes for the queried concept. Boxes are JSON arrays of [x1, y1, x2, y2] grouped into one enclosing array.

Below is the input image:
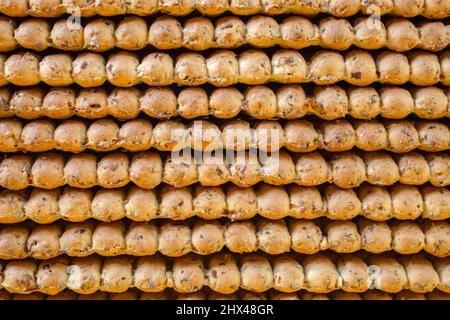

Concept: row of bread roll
[[1, 50, 448, 88], [1, 118, 448, 154], [3, 289, 450, 300], [0, 253, 449, 294], [0, 184, 448, 224], [2, 289, 450, 300], [1, 85, 448, 121], [0, 218, 448, 259], [1, 16, 448, 53], [1, 150, 448, 190], [1, 0, 448, 18]]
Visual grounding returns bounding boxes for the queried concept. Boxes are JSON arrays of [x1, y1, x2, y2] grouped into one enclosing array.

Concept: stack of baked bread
[[0, 0, 448, 300]]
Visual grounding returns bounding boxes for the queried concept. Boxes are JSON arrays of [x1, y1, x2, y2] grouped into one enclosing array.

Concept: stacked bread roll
[[0, 0, 448, 300]]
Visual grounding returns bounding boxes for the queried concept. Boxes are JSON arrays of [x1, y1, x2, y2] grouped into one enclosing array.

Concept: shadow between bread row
[[1, 288, 449, 300]]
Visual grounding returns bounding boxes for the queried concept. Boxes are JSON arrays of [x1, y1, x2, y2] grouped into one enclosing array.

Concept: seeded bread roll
[[26, 189, 60, 224], [419, 22, 449, 51], [31, 153, 65, 189], [0, 226, 29, 259], [183, 17, 214, 50], [27, 225, 62, 260], [377, 52, 410, 84], [51, 19, 83, 51], [92, 222, 125, 256], [309, 50, 344, 84], [60, 223, 94, 257], [207, 254, 240, 294], [396, 152, 431, 185], [385, 120, 419, 152], [327, 186, 361, 220], [115, 16, 147, 51], [330, 151, 366, 188], [345, 50, 378, 86], [325, 221, 361, 253], [353, 17, 385, 50], [402, 256, 440, 293], [0, 156, 32, 190], [354, 121, 387, 151], [246, 16, 280, 48], [207, 50, 239, 87], [73, 87, 107, 118], [14, 19, 48, 51], [319, 18, 354, 50], [391, 184, 424, 220], [290, 220, 324, 254], [359, 220, 392, 253], [337, 256, 369, 292], [83, 19, 115, 52], [422, 187, 450, 220], [148, 16, 182, 50], [42, 88, 75, 119], [386, 19, 419, 52], [280, 16, 319, 49], [39, 54, 73, 86], [240, 255, 273, 292], [67, 256, 101, 294], [4, 52, 40, 86], [303, 254, 341, 293], [295, 152, 331, 186], [409, 52, 441, 86], [414, 87, 448, 119], [72, 53, 107, 87], [391, 221, 425, 254], [428, 153, 450, 187], [106, 52, 139, 87], [158, 222, 192, 257], [320, 120, 355, 152], [368, 255, 408, 293], [289, 186, 323, 219], [21, 120, 56, 152], [434, 258, 450, 293]]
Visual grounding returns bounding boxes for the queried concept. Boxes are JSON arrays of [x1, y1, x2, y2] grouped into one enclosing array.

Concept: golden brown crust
[[0, 184, 448, 224], [1, 150, 445, 190], [0, 49, 447, 87], [1, 85, 448, 120], [1, 0, 448, 17], [1, 118, 446, 153]]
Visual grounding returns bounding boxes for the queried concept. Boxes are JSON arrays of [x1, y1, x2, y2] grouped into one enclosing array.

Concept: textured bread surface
[[0, 184, 448, 223], [0, 0, 448, 18], [0, 0, 448, 301]]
